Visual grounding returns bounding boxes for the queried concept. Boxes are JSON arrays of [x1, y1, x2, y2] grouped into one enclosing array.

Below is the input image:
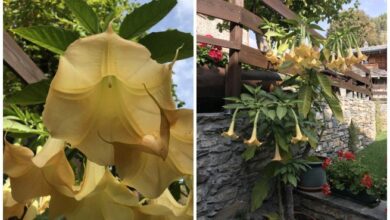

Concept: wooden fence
[[197, 0, 374, 100]]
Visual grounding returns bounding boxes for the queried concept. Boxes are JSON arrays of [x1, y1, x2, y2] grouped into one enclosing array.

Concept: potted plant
[[298, 156, 328, 191], [322, 150, 386, 207]]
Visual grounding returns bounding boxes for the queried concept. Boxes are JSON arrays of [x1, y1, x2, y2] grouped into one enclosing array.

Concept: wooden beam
[[225, 0, 243, 98], [4, 32, 46, 83], [197, 35, 241, 50], [238, 45, 268, 68], [241, 8, 263, 34], [197, 0, 241, 23], [261, 0, 325, 40]]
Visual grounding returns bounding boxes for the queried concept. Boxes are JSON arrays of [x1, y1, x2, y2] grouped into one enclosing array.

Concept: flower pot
[[331, 188, 380, 207], [298, 157, 327, 192]]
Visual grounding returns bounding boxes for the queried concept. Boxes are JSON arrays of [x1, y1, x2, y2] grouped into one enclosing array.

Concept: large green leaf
[[251, 177, 270, 211], [242, 146, 256, 161], [3, 118, 45, 135], [5, 80, 50, 105], [12, 26, 79, 54], [119, 0, 177, 39], [316, 72, 333, 98], [139, 30, 193, 63], [276, 106, 287, 120], [323, 92, 344, 122], [298, 84, 312, 118], [64, 0, 100, 34]]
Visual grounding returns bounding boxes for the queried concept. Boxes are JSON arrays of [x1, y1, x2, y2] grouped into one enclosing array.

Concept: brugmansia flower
[[244, 110, 262, 147], [49, 168, 140, 220], [135, 188, 193, 219], [272, 143, 282, 161], [290, 110, 308, 144], [4, 138, 75, 202], [111, 86, 193, 198], [356, 47, 368, 62], [345, 47, 359, 66], [278, 43, 320, 75], [222, 108, 240, 140], [42, 23, 182, 166], [3, 179, 25, 219], [265, 49, 280, 65], [23, 196, 51, 220]]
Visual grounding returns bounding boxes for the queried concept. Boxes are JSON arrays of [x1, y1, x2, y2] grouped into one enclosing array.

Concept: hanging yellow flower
[[3, 179, 25, 220], [4, 138, 75, 202], [222, 108, 240, 140], [49, 169, 140, 220], [244, 110, 263, 147], [265, 49, 280, 65], [272, 143, 282, 161], [356, 47, 368, 62], [42, 23, 181, 166], [291, 123, 309, 144]]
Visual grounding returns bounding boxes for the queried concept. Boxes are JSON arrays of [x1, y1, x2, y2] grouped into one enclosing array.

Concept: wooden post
[[225, 0, 243, 99]]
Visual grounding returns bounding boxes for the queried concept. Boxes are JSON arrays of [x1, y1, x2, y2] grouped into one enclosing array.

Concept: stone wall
[[197, 113, 277, 220], [316, 96, 377, 156]]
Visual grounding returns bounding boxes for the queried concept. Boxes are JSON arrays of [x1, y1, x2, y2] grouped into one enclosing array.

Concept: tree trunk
[[284, 184, 295, 220]]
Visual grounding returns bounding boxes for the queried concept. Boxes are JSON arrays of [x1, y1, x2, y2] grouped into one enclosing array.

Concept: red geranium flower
[[208, 48, 223, 63], [322, 158, 331, 169], [322, 183, 331, 196], [361, 174, 373, 188], [344, 151, 355, 160], [337, 150, 344, 158]]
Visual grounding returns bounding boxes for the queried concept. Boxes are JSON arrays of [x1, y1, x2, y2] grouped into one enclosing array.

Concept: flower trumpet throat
[[222, 108, 239, 140], [244, 110, 262, 147], [272, 143, 282, 161]]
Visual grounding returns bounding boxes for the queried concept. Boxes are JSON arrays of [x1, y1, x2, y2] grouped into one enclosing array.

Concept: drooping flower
[[291, 123, 308, 144], [42, 23, 182, 166], [361, 174, 373, 189], [345, 47, 359, 66], [222, 108, 240, 140], [294, 43, 312, 58], [272, 143, 282, 161], [244, 110, 262, 147], [322, 158, 331, 169], [4, 138, 75, 202], [321, 183, 331, 196], [3, 179, 25, 220], [49, 168, 139, 220], [265, 49, 279, 65], [23, 196, 51, 220], [356, 47, 368, 62], [344, 151, 355, 160], [135, 187, 193, 219], [111, 86, 193, 198]]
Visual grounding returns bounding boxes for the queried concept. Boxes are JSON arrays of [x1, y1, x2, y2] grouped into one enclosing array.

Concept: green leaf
[[242, 146, 256, 161], [240, 93, 254, 101], [119, 0, 177, 39], [268, 110, 276, 120], [251, 178, 270, 211], [323, 92, 343, 122], [12, 26, 79, 54], [302, 128, 318, 148], [309, 23, 325, 31], [265, 31, 283, 38], [64, 0, 100, 34], [276, 106, 287, 120], [287, 174, 297, 187], [316, 72, 333, 97], [224, 97, 241, 102], [243, 84, 255, 94], [3, 119, 45, 135], [298, 84, 312, 118], [223, 103, 244, 109], [5, 80, 50, 105], [139, 30, 193, 63], [274, 130, 288, 151]]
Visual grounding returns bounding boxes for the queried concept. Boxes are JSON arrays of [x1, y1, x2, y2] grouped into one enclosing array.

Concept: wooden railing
[[197, 0, 375, 100]]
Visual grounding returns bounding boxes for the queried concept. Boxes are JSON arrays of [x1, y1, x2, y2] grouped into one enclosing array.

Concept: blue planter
[[298, 158, 327, 191]]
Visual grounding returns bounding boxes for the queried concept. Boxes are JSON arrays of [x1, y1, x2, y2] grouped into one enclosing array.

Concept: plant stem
[[284, 184, 295, 220], [277, 177, 285, 220]]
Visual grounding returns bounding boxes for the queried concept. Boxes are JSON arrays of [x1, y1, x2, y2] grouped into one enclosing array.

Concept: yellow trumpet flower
[[42, 23, 182, 165], [4, 138, 75, 202], [49, 169, 139, 220], [294, 43, 312, 58], [272, 143, 282, 161], [222, 108, 240, 140], [291, 123, 309, 144], [265, 49, 280, 65], [244, 110, 262, 147], [3, 179, 25, 220], [356, 48, 368, 62]]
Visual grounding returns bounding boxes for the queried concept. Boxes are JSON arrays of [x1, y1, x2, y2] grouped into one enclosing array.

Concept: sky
[[133, 0, 194, 108], [249, 0, 388, 48]]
